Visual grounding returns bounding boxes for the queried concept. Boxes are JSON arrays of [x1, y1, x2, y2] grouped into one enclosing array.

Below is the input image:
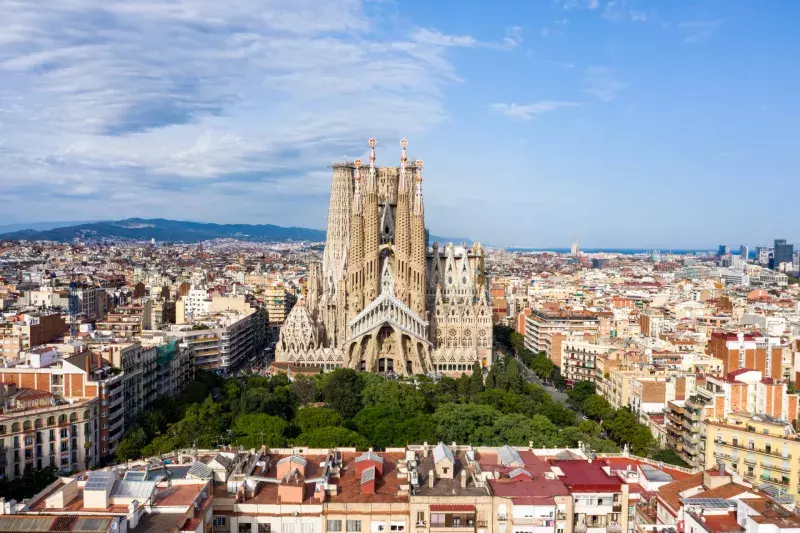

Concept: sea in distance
[[506, 247, 718, 255]]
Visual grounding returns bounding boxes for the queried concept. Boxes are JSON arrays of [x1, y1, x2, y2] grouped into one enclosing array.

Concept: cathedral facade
[[276, 139, 492, 376]]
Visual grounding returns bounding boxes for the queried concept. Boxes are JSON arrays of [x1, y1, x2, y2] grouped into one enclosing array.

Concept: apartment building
[[639, 311, 663, 338], [95, 304, 152, 337], [168, 310, 258, 373], [140, 337, 196, 399], [264, 282, 295, 327], [629, 376, 691, 423], [0, 442, 703, 533], [665, 368, 799, 469], [0, 383, 99, 478], [707, 332, 783, 380], [553, 460, 630, 533], [524, 311, 601, 361], [92, 341, 158, 425], [483, 446, 573, 533], [410, 443, 492, 533], [24, 286, 106, 320], [0, 312, 68, 359], [704, 412, 800, 500], [0, 464, 214, 532], [560, 341, 617, 387]]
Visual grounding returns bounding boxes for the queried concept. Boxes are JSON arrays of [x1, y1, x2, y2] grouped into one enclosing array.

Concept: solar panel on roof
[[113, 480, 156, 499], [356, 451, 385, 464], [74, 517, 113, 532], [187, 460, 214, 479], [123, 471, 147, 481], [361, 466, 376, 483], [640, 464, 673, 482], [498, 445, 524, 467], [509, 468, 531, 478], [433, 443, 454, 463], [85, 471, 113, 492], [681, 498, 732, 508]]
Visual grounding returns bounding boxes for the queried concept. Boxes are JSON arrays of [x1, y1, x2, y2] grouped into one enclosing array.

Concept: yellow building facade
[[704, 412, 800, 501]]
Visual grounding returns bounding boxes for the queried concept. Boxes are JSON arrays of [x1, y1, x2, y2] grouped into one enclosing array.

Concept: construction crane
[[68, 270, 79, 340]]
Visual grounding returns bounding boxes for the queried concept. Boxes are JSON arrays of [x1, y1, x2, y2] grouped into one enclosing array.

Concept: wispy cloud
[[583, 66, 627, 102], [559, 0, 599, 10], [602, 0, 650, 23], [679, 19, 724, 43], [0, 0, 514, 223], [504, 26, 524, 48], [490, 101, 580, 120]]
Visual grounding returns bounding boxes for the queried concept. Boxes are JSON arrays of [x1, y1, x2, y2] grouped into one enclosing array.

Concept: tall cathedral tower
[[277, 138, 492, 376]]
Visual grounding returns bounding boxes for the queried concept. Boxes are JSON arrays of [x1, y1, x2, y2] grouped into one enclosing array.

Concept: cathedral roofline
[[328, 162, 422, 169]]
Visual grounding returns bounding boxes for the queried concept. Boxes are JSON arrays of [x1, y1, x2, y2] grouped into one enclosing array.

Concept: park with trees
[[111, 325, 687, 469]]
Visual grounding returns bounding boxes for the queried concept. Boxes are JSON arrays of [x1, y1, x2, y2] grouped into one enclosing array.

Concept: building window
[[328, 521, 343, 532], [213, 517, 227, 526], [416, 512, 425, 525], [347, 521, 361, 532], [431, 515, 445, 527]]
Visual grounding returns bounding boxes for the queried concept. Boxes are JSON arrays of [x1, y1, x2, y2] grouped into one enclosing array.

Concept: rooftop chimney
[[460, 469, 467, 488], [423, 442, 429, 458], [428, 470, 436, 488]]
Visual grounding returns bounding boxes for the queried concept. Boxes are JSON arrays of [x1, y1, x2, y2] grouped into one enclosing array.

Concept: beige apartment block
[[704, 412, 800, 502]]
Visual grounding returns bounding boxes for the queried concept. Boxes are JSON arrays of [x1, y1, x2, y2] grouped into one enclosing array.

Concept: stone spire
[[322, 163, 353, 299], [395, 138, 412, 305], [347, 159, 365, 321], [363, 138, 380, 302], [410, 159, 427, 315]]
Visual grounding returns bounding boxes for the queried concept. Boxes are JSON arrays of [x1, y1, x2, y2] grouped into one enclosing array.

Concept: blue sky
[[0, 0, 797, 248]]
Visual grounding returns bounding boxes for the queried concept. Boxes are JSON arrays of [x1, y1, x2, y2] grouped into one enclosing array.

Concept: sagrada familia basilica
[[276, 139, 492, 376]]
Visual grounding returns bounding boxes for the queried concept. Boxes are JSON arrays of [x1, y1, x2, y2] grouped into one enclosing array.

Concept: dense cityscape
[[0, 136, 799, 533]]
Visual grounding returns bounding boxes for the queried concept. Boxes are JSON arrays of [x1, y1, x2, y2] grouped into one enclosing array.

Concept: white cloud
[[583, 66, 627, 102], [679, 19, 724, 43], [504, 26, 524, 48], [490, 101, 580, 120], [560, 0, 599, 10], [0, 0, 513, 222]]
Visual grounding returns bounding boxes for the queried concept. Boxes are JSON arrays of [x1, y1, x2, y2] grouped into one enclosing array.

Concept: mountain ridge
[[0, 218, 472, 245]]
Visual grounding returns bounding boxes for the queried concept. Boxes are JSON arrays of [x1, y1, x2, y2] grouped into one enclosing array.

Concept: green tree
[[530, 414, 560, 447], [469, 362, 484, 396], [116, 426, 148, 462], [578, 420, 602, 437], [432, 403, 500, 443], [650, 448, 689, 468], [582, 395, 613, 421], [295, 407, 344, 433], [509, 332, 525, 354], [491, 414, 535, 445], [505, 359, 524, 393], [233, 414, 287, 448], [291, 376, 318, 406], [530, 355, 555, 382], [296, 426, 370, 448], [362, 380, 426, 413], [138, 409, 168, 438], [540, 402, 578, 427], [568, 381, 596, 408], [322, 369, 364, 419]]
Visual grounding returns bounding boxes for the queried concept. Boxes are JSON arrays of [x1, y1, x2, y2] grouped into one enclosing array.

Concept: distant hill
[[0, 220, 101, 233], [430, 236, 474, 246], [0, 218, 326, 243]]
